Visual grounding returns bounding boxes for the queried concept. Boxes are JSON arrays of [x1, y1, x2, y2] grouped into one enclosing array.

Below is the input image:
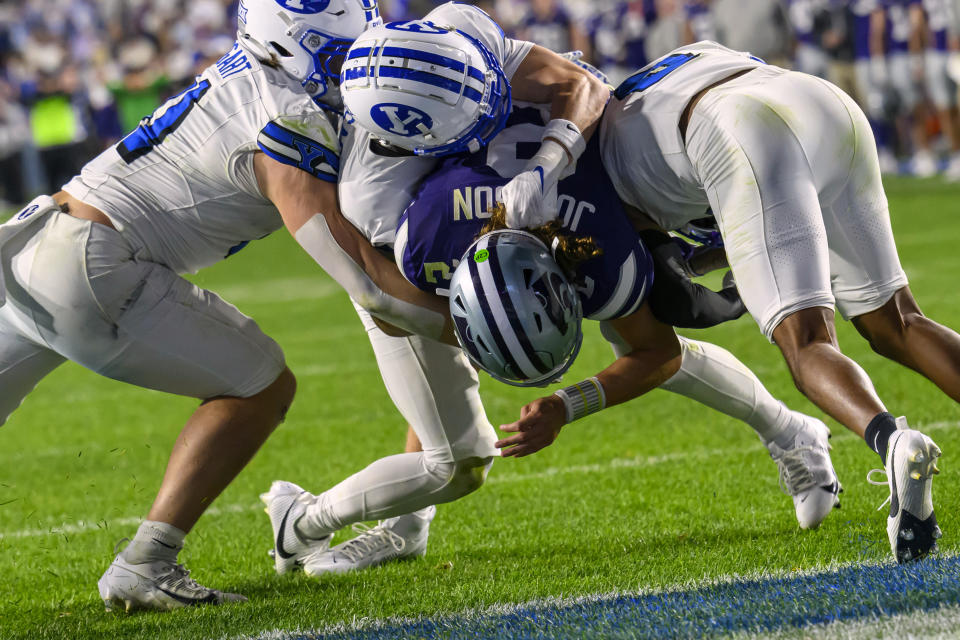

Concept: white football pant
[[0, 201, 286, 426], [297, 302, 498, 536], [685, 66, 908, 340]]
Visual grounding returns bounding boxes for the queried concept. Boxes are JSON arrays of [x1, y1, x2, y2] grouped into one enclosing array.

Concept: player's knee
[[262, 367, 297, 423], [423, 455, 494, 502], [852, 295, 924, 360]]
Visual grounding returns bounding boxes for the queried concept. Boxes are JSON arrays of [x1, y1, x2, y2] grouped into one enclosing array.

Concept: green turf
[[0, 177, 958, 639]]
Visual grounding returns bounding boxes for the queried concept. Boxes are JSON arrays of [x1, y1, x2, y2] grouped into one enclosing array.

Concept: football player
[[264, 10, 842, 577], [0, 0, 454, 611], [580, 41, 954, 564], [259, 1, 612, 576], [396, 113, 841, 516]]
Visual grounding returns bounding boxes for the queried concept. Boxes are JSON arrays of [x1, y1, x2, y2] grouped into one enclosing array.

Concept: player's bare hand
[[496, 395, 567, 457]]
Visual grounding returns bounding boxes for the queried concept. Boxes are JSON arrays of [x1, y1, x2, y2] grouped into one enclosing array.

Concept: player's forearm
[[597, 348, 683, 409], [513, 45, 608, 138], [293, 214, 450, 340]]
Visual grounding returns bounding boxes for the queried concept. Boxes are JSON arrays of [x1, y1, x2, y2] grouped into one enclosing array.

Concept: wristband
[[542, 118, 587, 161], [554, 376, 606, 423]]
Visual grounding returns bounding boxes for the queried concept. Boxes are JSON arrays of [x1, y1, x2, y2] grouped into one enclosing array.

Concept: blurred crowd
[[2, 0, 960, 207]]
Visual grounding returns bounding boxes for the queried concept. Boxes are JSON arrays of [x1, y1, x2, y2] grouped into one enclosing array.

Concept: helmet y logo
[[276, 0, 331, 14], [370, 103, 433, 136]]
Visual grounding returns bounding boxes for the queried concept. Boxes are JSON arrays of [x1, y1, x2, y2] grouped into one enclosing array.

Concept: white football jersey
[[600, 42, 764, 230], [64, 41, 341, 275], [337, 2, 534, 248]]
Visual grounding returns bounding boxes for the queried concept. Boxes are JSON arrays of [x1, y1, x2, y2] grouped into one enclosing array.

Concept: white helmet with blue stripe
[[340, 20, 511, 156], [238, 0, 382, 109], [448, 230, 583, 387]]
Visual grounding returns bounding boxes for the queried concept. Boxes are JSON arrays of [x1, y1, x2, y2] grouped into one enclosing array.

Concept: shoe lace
[[773, 446, 818, 496], [336, 522, 406, 564], [866, 468, 891, 511], [159, 563, 209, 594]]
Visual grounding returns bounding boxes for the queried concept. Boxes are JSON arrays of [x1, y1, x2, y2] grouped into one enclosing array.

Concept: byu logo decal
[[370, 103, 433, 137], [275, 0, 331, 14], [384, 20, 448, 34]]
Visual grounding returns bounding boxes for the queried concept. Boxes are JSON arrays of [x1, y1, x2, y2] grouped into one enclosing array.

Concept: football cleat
[[260, 480, 331, 574], [867, 422, 941, 564], [766, 415, 841, 530], [98, 553, 246, 612], [303, 506, 435, 576]]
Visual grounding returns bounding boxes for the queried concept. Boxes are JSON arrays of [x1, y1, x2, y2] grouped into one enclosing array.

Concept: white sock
[[383, 507, 434, 537], [658, 337, 798, 444], [120, 520, 185, 565]]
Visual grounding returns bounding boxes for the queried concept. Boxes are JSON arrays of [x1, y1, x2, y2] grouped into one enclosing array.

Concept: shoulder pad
[[258, 113, 340, 182]]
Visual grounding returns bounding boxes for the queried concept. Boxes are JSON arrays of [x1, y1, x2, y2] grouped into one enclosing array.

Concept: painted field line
[[3, 418, 957, 541], [233, 554, 960, 640], [729, 604, 960, 640], [0, 447, 733, 540], [0, 503, 256, 541], [235, 555, 960, 640]]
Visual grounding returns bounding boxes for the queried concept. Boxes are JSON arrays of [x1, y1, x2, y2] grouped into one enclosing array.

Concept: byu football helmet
[[448, 230, 582, 387], [340, 20, 511, 156], [238, 0, 382, 108]]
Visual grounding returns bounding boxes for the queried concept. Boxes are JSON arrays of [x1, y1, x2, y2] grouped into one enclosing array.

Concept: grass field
[[1, 176, 959, 639]]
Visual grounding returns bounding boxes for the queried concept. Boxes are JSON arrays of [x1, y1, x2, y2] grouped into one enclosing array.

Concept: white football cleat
[[766, 415, 841, 530], [303, 506, 436, 576], [260, 480, 330, 574], [868, 421, 941, 564], [98, 553, 246, 612]]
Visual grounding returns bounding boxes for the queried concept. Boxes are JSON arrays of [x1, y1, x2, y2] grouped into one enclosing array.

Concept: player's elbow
[[351, 282, 389, 317]]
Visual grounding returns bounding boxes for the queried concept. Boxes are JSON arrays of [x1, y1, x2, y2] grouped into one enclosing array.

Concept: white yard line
[[0, 447, 729, 540], [3, 419, 958, 540]]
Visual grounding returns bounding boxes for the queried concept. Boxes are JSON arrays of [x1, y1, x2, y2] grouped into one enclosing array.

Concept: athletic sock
[[121, 520, 185, 565], [864, 412, 898, 463], [383, 507, 434, 538]]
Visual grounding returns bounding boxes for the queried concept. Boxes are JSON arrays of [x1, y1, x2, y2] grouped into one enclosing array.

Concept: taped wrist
[[554, 377, 606, 423], [525, 119, 586, 184], [294, 214, 444, 339]]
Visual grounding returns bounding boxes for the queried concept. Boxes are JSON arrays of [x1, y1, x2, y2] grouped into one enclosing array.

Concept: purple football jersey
[[396, 135, 654, 321]]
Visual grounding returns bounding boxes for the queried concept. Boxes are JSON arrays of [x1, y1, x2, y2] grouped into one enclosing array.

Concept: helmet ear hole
[[270, 42, 294, 57], [522, 267, 535, 288], [533, 313, 543, 333]]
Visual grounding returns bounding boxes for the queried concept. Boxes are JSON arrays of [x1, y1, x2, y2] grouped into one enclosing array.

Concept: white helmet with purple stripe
[[339, 19, 511, 156], [238, 0, 382, 109], [448, 230, 582, 387]]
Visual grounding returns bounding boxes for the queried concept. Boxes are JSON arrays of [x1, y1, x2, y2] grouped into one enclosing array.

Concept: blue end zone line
[[247, 554, 960, 640]]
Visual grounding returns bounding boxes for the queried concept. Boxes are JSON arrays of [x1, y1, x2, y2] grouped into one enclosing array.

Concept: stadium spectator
[[589, 1, 655, 86], [516, 0, 591, 61], [711, 0, 791, 65], [0, 86, 28, 207]]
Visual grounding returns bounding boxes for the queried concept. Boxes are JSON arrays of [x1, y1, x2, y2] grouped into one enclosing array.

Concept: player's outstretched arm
[[254, 152, 456, 344], [500, 45, 611, 229], [496, 303, 682, 457]]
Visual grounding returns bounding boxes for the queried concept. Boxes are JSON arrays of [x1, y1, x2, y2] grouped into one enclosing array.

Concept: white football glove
[[501, 169, 559, 229]]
